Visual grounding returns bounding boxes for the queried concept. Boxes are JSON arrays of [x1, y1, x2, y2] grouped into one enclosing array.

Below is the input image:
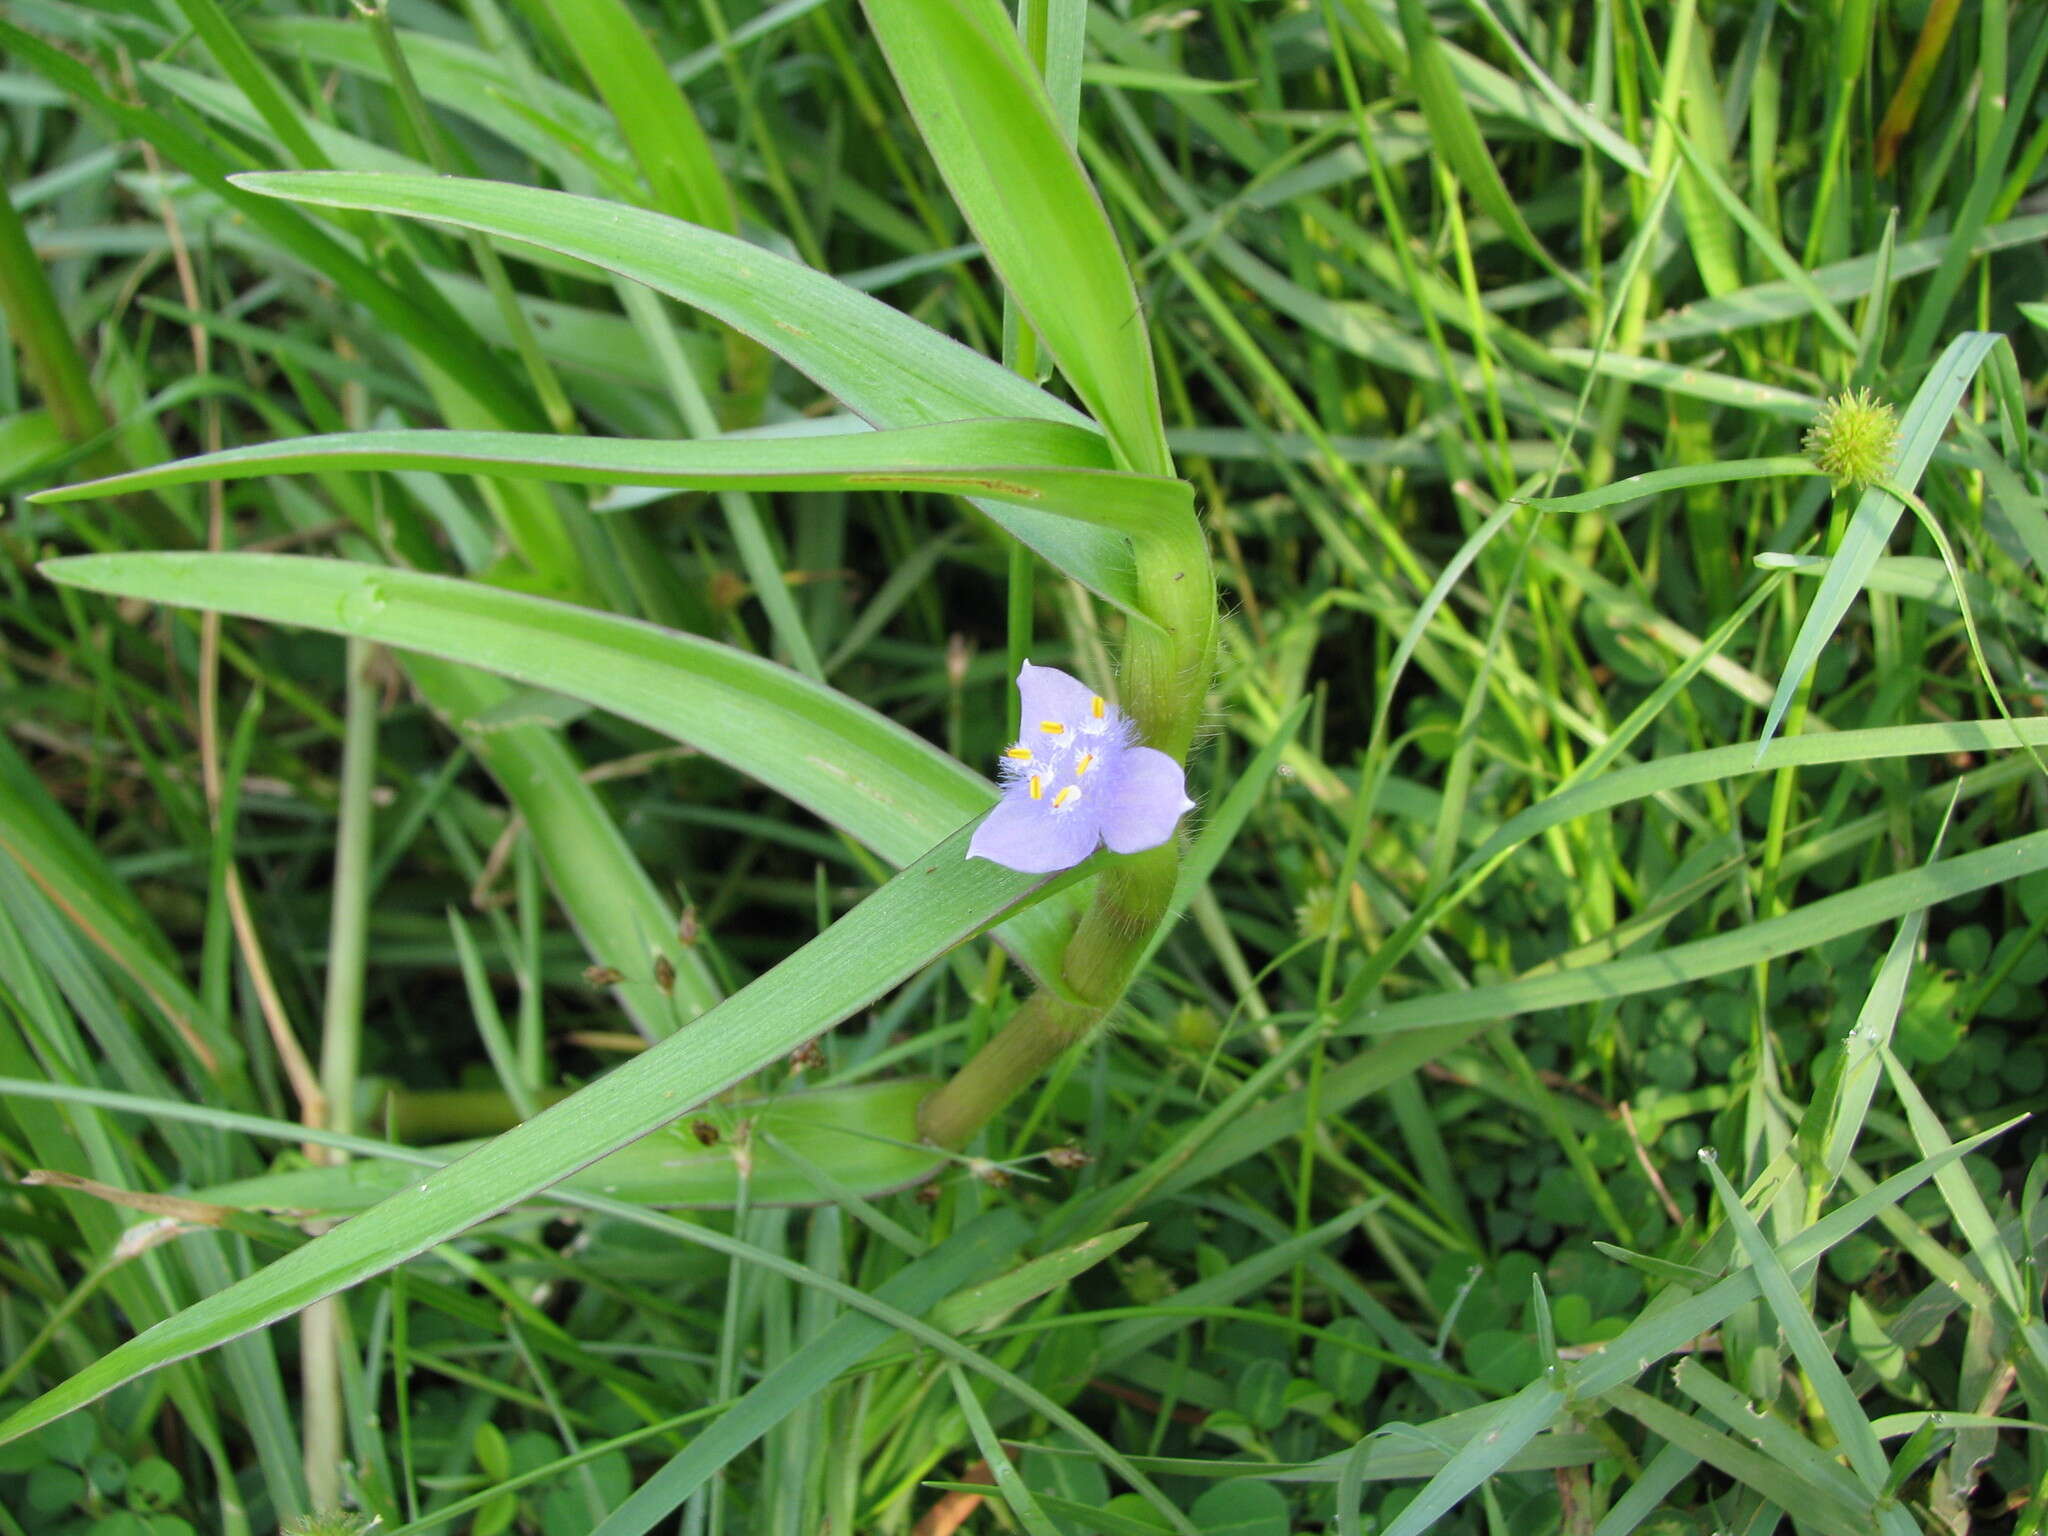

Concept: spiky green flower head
[[1293, 883, 1338, 939], [1803, 387, 1899, 492], [279, 1513, 376, 1536]]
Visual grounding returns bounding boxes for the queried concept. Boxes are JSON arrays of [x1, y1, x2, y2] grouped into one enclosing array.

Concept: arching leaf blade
[[34, 420, 1187, 543], [860, 0, 1170, 474], [0, 819, 1050, 1447], [39, 552, 1078, 982], [229, 172, 1148, 613]]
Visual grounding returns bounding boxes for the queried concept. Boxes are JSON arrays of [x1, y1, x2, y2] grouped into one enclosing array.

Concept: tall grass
[[0, 1, 2044, 1533]]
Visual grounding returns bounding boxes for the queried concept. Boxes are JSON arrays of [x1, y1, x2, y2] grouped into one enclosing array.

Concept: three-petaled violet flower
[[967, 661, 1195, 874]]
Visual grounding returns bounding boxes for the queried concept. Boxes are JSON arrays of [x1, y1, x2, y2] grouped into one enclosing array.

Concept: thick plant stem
[[920, 520, 1212, 1149], [920, 847, 1178, 1149], [920, 990, 1098, 1149], [919, 504, 1209, 1147]]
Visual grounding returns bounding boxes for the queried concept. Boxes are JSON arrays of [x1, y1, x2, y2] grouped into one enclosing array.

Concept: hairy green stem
[[920, 525, 1212, 1149]]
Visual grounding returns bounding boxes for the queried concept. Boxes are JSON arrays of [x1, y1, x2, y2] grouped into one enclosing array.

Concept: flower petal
[[1097, 745, 1194, 854], [1016, 659, 1103, 734], [967, 792, 1103, 873]]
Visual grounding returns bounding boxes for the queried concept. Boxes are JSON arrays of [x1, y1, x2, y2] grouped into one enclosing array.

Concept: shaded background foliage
[[1, 0, 2046, 1533]]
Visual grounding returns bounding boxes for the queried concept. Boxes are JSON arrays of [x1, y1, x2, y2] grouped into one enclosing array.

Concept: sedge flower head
[[279, 1514, 377, 1536], [1804, 387, 1899, 491], [967, 661, 1195, 874]]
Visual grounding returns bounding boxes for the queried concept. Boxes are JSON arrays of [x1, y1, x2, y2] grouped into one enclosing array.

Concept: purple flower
[[967, 661, 1195, 874]]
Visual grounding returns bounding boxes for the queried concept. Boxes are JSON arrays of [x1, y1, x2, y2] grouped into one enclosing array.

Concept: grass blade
[[229, 172, 1152, 615], [590, 1215, 1029, 1536], [1378, 1378, 1566, 1536], [0, 818, 1054, 1445], [35, 420, 1186, 542], [39, 552, 1079, 983], [861, 0, 1169, 474]]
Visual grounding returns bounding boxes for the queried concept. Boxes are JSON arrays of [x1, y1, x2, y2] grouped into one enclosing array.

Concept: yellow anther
[[1090, 695, 1106, 719], [1040, 720, 1066, 735], [1075, 752, 1097, 776], [1003, 747, 1033, 761], [1051, 785, 1081, 810], [1028, 774, 1044, 801]]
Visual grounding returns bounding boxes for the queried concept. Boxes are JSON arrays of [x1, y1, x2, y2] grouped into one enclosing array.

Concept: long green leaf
[[1602, 1385, 1870, 1536], [1669, 1359, 1871, 1514], [1378, 1379, 1567, 1536], [1163, 828, 2048, 1198], [1698, 1156, 1894, 1501], [228, 173, 1152, 614], [590, 1215, 1031, 1536], [1644, 213, 2048, 343], [1384, 0, 1576, 293], [0, 819, 1050, 1445], [1550, 348, 1821, 417], [1521, 458, 1823, 513], [35, 419, 1186, 542], [861, 0, 1169, 475], [42, 553, 974, 864], [38, 553, 1077, 981], [532, 0, 735, 231], [191, 1080, 944, 1212]]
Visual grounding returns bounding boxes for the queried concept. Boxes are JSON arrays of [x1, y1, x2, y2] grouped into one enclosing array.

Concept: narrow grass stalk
[[319, 636, 380, 1148], [0, 179, 106, 444]]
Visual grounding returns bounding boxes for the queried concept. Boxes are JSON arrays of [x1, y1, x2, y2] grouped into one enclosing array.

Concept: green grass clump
[[1, 1, 2045, 1533]]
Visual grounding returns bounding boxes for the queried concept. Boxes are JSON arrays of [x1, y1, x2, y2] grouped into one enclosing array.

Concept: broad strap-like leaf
[[861, 0, 1171, 475], [0, 820, 1051, 1445], [46, 553, 980, 861], [40, 552, 1081, 982], [35, 419, 1190, 544], [229, 173, 1154, 614], [192, 1080, 944, 1212]]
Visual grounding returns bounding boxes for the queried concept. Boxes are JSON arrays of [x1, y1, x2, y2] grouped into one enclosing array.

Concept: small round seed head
[[280, 1514, 377, 1536], [1804, 387, 1899, 491], [1120, 1255, 1178, 1305], [583, 964, 625, 989], [1294, 883, 1339, 938], [1172, 1002, 1221, 1051]]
